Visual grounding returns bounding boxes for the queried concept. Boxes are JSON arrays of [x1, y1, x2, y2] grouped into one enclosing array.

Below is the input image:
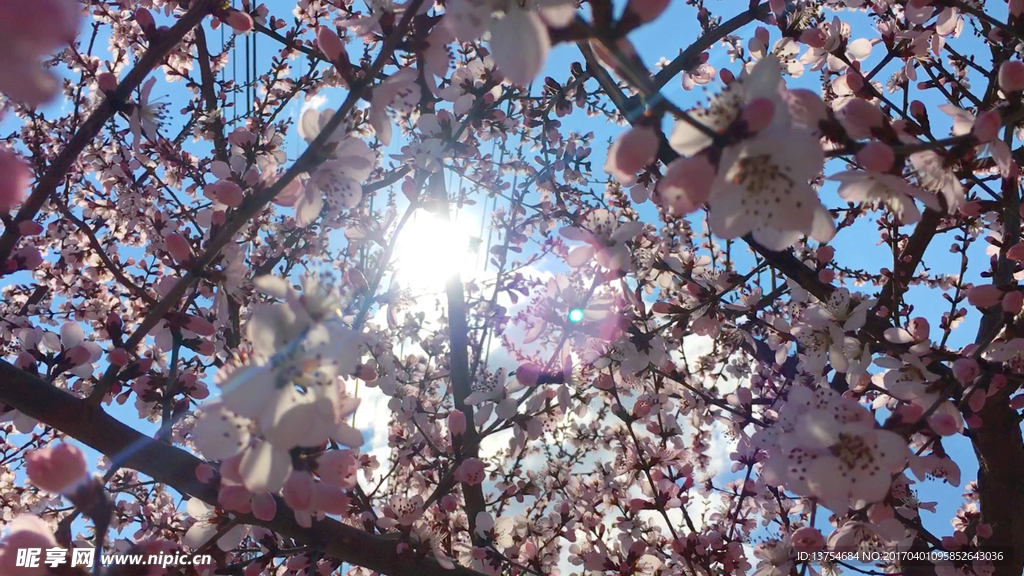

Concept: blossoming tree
[[2, 0, 1024, 575]]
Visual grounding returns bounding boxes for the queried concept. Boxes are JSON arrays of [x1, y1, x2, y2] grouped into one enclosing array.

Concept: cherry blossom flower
[[669, 55, 788, 156], [25, 442, 89, 494], [130, 78, 166, 157], [295, 109, 376, 223], [560, 209, 644, 274], [829, 170, 939, 224], [708, 124, 834, 250]]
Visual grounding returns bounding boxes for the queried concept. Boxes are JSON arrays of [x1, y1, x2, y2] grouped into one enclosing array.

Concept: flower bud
[[972, 110, 1001, 143], [164, 233, 193, 265], [135, 8, 155, 33], [448, 410, 467, 438], [657, 155, 715, 215], [839, 98, 883, 140], [624, 0, 670, 25], [961, 201, 984, 217], [97, 72, 118, 93], [953, 358, 980, 383], [800, 28, 827, 49], [26, 443, 89, 493], [604, 126, 659, 184], [1003, 290, 1024, 314], [225, 10, 254, 34], [967, 284, 1003, 308], [317, 27, 345, 63], [1001, 61, 1024, 93]]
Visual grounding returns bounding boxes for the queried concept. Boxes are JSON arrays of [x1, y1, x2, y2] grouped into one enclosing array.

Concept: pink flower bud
[[196, 463, 217, 483], [225, 10, 253, 34], [440, 494, 458, 512], [604, 126, 659, 184], [961, 201, 984, 217], [816, 245, 835, 263], [741, 97, 775, 133], [516, 362, 542, 387], [768, 0, 785, 17], [953, 358, 979, 383], [791, 527, 825, 553], [657, 155, 715, 215], [218, 485, 251, 511], [164, 233, 193, 265], [19, 221, 43, 236], [456, 458, 486, 485], [1011, 395, 1024, 410], [1003, 290, 1024, 314], [184, 315, 216, 336], [284, 471, 315, 511], [65, 345, 93, 367], [252, 492, 278, 520], [1007, 243, 1024, 262], [1001, 61, 1024, 92], [977, 523, 994, 539], [448, 410, 467, 437], [135, 8, 155, 32], [967, 284, 1003, 308], [719, 69, 735, 84], [204, 180, 244, 207], [754, 27, 770, 47], [1013, 0, 1024, 17], [839, 98, 883, 140], [973, 110, 1001, 143], [96, 72, 118, 93], [317, 27, 345, 63], [26, 443, 88, 493], [910, 99, 927, 119], [845, 70, 865, 93], [856, 141, 895, 173], [0, 148, 30, 213], [624, 0, 670, 24], [928, 412, 961, 436], [818, 269, 835, 283]]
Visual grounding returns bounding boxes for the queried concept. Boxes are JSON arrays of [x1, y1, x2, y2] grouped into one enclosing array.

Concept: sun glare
[[394, 211, 477, 290]]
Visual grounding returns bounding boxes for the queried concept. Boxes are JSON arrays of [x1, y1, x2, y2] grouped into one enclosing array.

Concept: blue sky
[[2, 0, 1018, 556]]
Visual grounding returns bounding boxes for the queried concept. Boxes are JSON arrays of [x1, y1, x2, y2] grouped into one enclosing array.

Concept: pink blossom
[[25, 443, 88, 493], [456, 458, 486, 485], [1003, 290, 1024, 314], [317, 27, 345, 62]]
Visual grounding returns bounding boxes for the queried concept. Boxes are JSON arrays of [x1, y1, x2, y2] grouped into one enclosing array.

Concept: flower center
[[732, 154, 794, 195], [830, 433, 874, 469]]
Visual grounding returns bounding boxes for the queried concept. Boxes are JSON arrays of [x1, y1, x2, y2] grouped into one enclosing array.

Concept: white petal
[[239, 441, 293, 493], [489, 8, 549, 86], [192, 403, 251, 460]]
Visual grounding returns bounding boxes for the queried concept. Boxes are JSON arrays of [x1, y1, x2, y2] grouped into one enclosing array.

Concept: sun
[[394, 211, 478, 291]]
